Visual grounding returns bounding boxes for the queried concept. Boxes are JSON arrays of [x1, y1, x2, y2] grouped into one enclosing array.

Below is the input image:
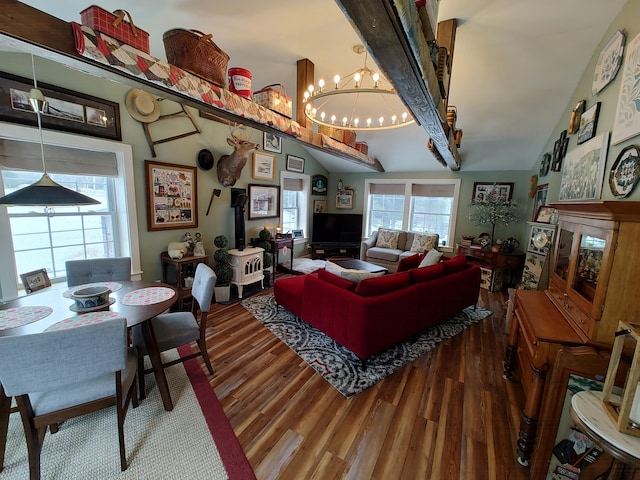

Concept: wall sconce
[[601, 320, 640, 437]]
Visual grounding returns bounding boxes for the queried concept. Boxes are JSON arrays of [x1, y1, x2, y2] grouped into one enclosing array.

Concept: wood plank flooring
[[203, 284, 530, 480]]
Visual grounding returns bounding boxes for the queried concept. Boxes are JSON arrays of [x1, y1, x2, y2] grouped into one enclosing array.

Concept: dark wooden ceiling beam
[[335, 0, 461, 170]]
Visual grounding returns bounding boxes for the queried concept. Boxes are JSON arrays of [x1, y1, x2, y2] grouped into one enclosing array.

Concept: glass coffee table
[[333, 259, 388, 274]]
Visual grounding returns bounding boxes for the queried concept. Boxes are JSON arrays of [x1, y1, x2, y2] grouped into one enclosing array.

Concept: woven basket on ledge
[[163, 28, 230, 88]]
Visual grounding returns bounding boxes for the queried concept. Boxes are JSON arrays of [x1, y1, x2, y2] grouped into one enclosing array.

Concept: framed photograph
[[144, 160, 197, 231], [535, 205, 555, 224], [286, 154, 305, 173], [20, 268, 51, 294], [0, 71, 121, 141], [263, 131, 281, 153], [313, 199, 327, 213], [292, 229, 304, 238], [592, 30, 625, 96], [559, 132, 609, 202], [336, 192, 353, 209], [577, 102, 601, 145], [532, 183, 549, 220], [252, 151, 276, 180], [472, 182, 514, 201], [248, 184, 280, 220]]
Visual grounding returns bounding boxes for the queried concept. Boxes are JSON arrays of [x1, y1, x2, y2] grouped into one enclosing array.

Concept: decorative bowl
[[71, 286, 112, 309], [461, 235, 475, 241]]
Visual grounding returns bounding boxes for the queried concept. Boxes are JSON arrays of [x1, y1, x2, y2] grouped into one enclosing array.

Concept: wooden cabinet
[[456, 244, 525, 289], [504, 201, 640, 468]]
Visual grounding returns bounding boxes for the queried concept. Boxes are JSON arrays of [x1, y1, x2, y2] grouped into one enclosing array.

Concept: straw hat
[[125, 88, 160, 123]]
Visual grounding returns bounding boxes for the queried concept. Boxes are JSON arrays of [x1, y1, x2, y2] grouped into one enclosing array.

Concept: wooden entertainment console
[[310, 244, 360, 260]]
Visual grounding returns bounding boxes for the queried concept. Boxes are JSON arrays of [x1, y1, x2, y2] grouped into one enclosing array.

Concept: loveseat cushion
[[318, 269, 356, 291], [410, 233, 439, 252], [409, 262, 445, 283], [354, 271, 410, 297], [443, 254, 469, 273], [365, 247, 403, 262]]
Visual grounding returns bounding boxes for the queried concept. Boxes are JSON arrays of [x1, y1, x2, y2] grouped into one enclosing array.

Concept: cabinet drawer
[[496, 255, 521, 268], [565, 296, 594, 338], [547, 282, 565, 305]]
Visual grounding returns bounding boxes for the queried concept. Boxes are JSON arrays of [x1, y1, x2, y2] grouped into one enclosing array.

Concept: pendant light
[[0, 55, 100, 207]]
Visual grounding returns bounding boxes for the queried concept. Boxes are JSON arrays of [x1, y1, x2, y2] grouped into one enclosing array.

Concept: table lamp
[[601, 320, 640, 437]]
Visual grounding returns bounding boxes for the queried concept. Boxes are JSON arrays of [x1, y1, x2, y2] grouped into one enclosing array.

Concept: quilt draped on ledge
[[71, 22, 302, 137]]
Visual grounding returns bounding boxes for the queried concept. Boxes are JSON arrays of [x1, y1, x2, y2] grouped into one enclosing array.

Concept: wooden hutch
[[503, 201, 640, 474]]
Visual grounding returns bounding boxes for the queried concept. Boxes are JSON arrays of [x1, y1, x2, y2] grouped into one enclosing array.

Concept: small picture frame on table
[[535, 205, 556, 224], [292, 229, 304, 239], [20, 268, 51, 294]]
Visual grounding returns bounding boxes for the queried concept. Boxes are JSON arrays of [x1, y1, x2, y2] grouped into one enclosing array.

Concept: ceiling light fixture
[[302, 45, 415, 132], [0, 55, 100, 208]]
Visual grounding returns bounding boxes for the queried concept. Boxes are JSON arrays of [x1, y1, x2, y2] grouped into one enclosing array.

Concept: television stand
[[310, 244, 359, 260]]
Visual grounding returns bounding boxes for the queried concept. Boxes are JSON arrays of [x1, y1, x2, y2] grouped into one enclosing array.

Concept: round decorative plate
[[608, 144, 640, 198], [539, 153, 551, 177]]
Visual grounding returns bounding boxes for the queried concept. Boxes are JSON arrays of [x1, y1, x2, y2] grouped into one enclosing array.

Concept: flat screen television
[[311, 213, 363, 247]]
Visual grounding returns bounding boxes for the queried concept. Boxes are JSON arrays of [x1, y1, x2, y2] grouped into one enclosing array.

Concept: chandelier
[[302, 45, 415, 131]]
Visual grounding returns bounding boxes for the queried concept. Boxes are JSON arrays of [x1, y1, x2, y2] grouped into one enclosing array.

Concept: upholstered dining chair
[[132, 262, 216, 398], [65, 257, 132, 287], [0, 318, 138, 480]]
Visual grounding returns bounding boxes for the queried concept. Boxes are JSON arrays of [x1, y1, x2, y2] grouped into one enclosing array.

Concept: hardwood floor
[[204, 284, 530, 480]]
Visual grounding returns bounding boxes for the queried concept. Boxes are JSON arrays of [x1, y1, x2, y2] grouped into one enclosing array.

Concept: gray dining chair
[[132, 262, 216, 398], [0, 318, 138, 480], [65, 257, 131, 287]]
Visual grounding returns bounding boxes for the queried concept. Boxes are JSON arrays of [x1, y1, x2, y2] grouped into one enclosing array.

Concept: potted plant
[[253, 227, 273, 284], [467, 186, 519, 245], [212, 235, 232, 302]]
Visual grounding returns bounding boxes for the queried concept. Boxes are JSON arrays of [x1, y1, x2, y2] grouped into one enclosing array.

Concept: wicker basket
[[163, 29, 229, 87]]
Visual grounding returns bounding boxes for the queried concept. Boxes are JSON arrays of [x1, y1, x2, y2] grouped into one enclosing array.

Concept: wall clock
[[592, 30, 625, 96]]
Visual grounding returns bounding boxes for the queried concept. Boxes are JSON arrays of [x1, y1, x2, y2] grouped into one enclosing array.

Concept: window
[[364, 179, 461, 246], [3, 170, 120, 280], [280, 171, 310, 240], [0, 123, 140, 300]]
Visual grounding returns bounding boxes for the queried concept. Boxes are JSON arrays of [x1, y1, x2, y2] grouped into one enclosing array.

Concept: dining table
[[0, 280, 179, 471]]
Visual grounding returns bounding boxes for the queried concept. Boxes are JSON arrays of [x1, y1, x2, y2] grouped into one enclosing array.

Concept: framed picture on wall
[[577, 102, 601, 145], [248, 184, 280, 219], [144, 160, 197, 231], [559, 132, 609, 201], [532, 183, 549, 221], [472, 182, 514, 201]]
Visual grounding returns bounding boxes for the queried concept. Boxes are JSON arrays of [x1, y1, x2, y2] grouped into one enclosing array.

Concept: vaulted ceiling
[[14, 0, 629, 172]]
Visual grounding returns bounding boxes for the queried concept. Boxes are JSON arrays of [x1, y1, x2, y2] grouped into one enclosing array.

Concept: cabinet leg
[[503, 344, 517, 379], [516, 413, 538, 467]]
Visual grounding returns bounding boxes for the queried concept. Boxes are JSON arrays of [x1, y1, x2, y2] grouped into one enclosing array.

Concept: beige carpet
[[2, 350, 229, 480]]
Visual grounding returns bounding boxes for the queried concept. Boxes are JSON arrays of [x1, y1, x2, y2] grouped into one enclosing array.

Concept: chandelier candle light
[[302, 45, 415, 131]]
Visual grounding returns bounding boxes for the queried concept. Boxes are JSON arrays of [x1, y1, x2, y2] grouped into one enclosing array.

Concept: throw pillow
[[318, 269, 357, 291], [325, 261, 347, 276], [418, 249, 443, 267], [375, 228, 400, 249], [410, 233, 438, 252], [324, 261, 385, 283], [355, 271, 410, 297]]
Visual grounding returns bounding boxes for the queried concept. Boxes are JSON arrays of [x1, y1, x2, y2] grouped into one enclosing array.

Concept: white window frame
[[0, 122, 142, 300], [363, 178, 461, 248], [279, 170, 310, 245]]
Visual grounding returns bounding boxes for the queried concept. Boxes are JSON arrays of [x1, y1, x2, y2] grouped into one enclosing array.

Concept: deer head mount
[[217, 135, 259, 187]]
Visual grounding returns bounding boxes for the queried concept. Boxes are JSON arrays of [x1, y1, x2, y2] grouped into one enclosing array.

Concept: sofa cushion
[[325, 261, 385, 283], [318, 269, 356, 291], [397, 252, 426, 272], [419, 249, 443, 267], [443, 254, 469, 273], [365, 247, 403, 262], [355, 271, 410, 297], [410, 233, 439, 252], [409, 262, 445, 283], [376, 228, 401, 249]]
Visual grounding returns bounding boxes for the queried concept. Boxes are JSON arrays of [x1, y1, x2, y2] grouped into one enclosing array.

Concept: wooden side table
[[160, 252, 208, 310], [571, 390, 640, 479], [270, 237, 294, 272]]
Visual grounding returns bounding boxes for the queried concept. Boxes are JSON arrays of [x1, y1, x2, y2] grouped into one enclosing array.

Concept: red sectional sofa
[[273, 253, 482, 360]]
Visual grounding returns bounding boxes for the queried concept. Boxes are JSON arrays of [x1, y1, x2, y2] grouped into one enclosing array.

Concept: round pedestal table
[[571, 390, 640, 480]]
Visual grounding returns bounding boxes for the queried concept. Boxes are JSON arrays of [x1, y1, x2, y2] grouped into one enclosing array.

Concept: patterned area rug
[[242, 293, 492, 398]]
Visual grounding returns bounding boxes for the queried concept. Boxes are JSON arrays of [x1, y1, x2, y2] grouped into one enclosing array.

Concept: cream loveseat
[[360, 228, 439, 272]]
